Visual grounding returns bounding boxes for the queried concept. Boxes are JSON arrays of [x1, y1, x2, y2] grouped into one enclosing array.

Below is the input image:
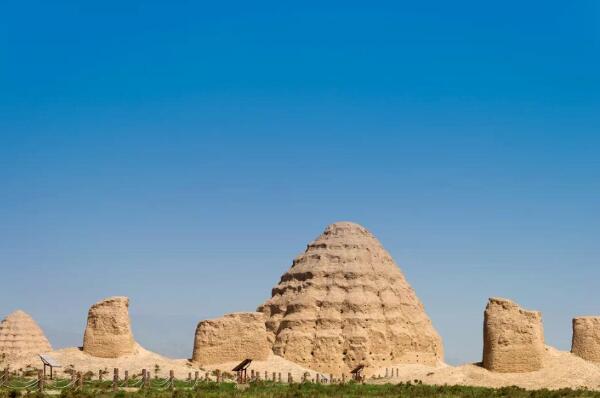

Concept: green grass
[[3, 380, 600, 397]]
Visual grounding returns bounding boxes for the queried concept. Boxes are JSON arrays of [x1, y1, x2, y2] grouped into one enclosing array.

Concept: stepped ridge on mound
[[0, 310, 52, 358], [258, 221, 443, 375], [83, 296, 136, 358]]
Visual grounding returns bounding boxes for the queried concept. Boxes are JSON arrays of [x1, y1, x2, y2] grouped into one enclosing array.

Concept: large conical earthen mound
[[0, 310, 52, 358], [258, 222, 443, 375]]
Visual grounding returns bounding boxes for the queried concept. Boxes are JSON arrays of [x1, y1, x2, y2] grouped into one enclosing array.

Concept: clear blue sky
[[1, 1, 599, 365]]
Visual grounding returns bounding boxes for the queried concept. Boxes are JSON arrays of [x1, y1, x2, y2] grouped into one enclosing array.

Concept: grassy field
[[3, 381, 600, 398]]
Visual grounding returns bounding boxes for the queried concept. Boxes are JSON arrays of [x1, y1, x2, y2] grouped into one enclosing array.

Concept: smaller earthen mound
[[192, 312, 270, 365], [571, 316, 600, 363], [0, 310, 52, 358], [483, 297, 544, 373], [83, 296, 136, 358]]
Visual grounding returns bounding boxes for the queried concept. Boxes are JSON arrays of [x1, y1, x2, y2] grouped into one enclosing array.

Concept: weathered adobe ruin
[[571, 316, 600, 363], [192, 312, 271, 365], [483, 297, 545, 373], [83, 296, 136, 358]]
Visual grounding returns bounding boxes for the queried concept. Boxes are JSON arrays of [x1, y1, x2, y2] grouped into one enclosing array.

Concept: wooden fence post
[[194, 371, 199, 381], [342, 373, 346, 383], [188, 372, 191, 381], [287, 372, 292, 383], [205, 372, 209, 381], [142, 369, 147, 388], [169, 370, 174, 391], [98, 369, 103, 382], [316, 373, 320, 384], [124, 370, 129, 383], [113, 368, 118, 391], [77, 372, 83, 390], [37, 369, 44, 392], [278, 372, 281, 383], [250, 369, 254, 380]]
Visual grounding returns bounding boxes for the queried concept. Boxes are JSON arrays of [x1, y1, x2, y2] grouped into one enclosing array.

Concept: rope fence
[[0, 364, 401, 392]]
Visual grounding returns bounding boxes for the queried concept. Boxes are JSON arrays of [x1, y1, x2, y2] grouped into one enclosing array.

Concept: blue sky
[[1, 1, 599, 365]]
